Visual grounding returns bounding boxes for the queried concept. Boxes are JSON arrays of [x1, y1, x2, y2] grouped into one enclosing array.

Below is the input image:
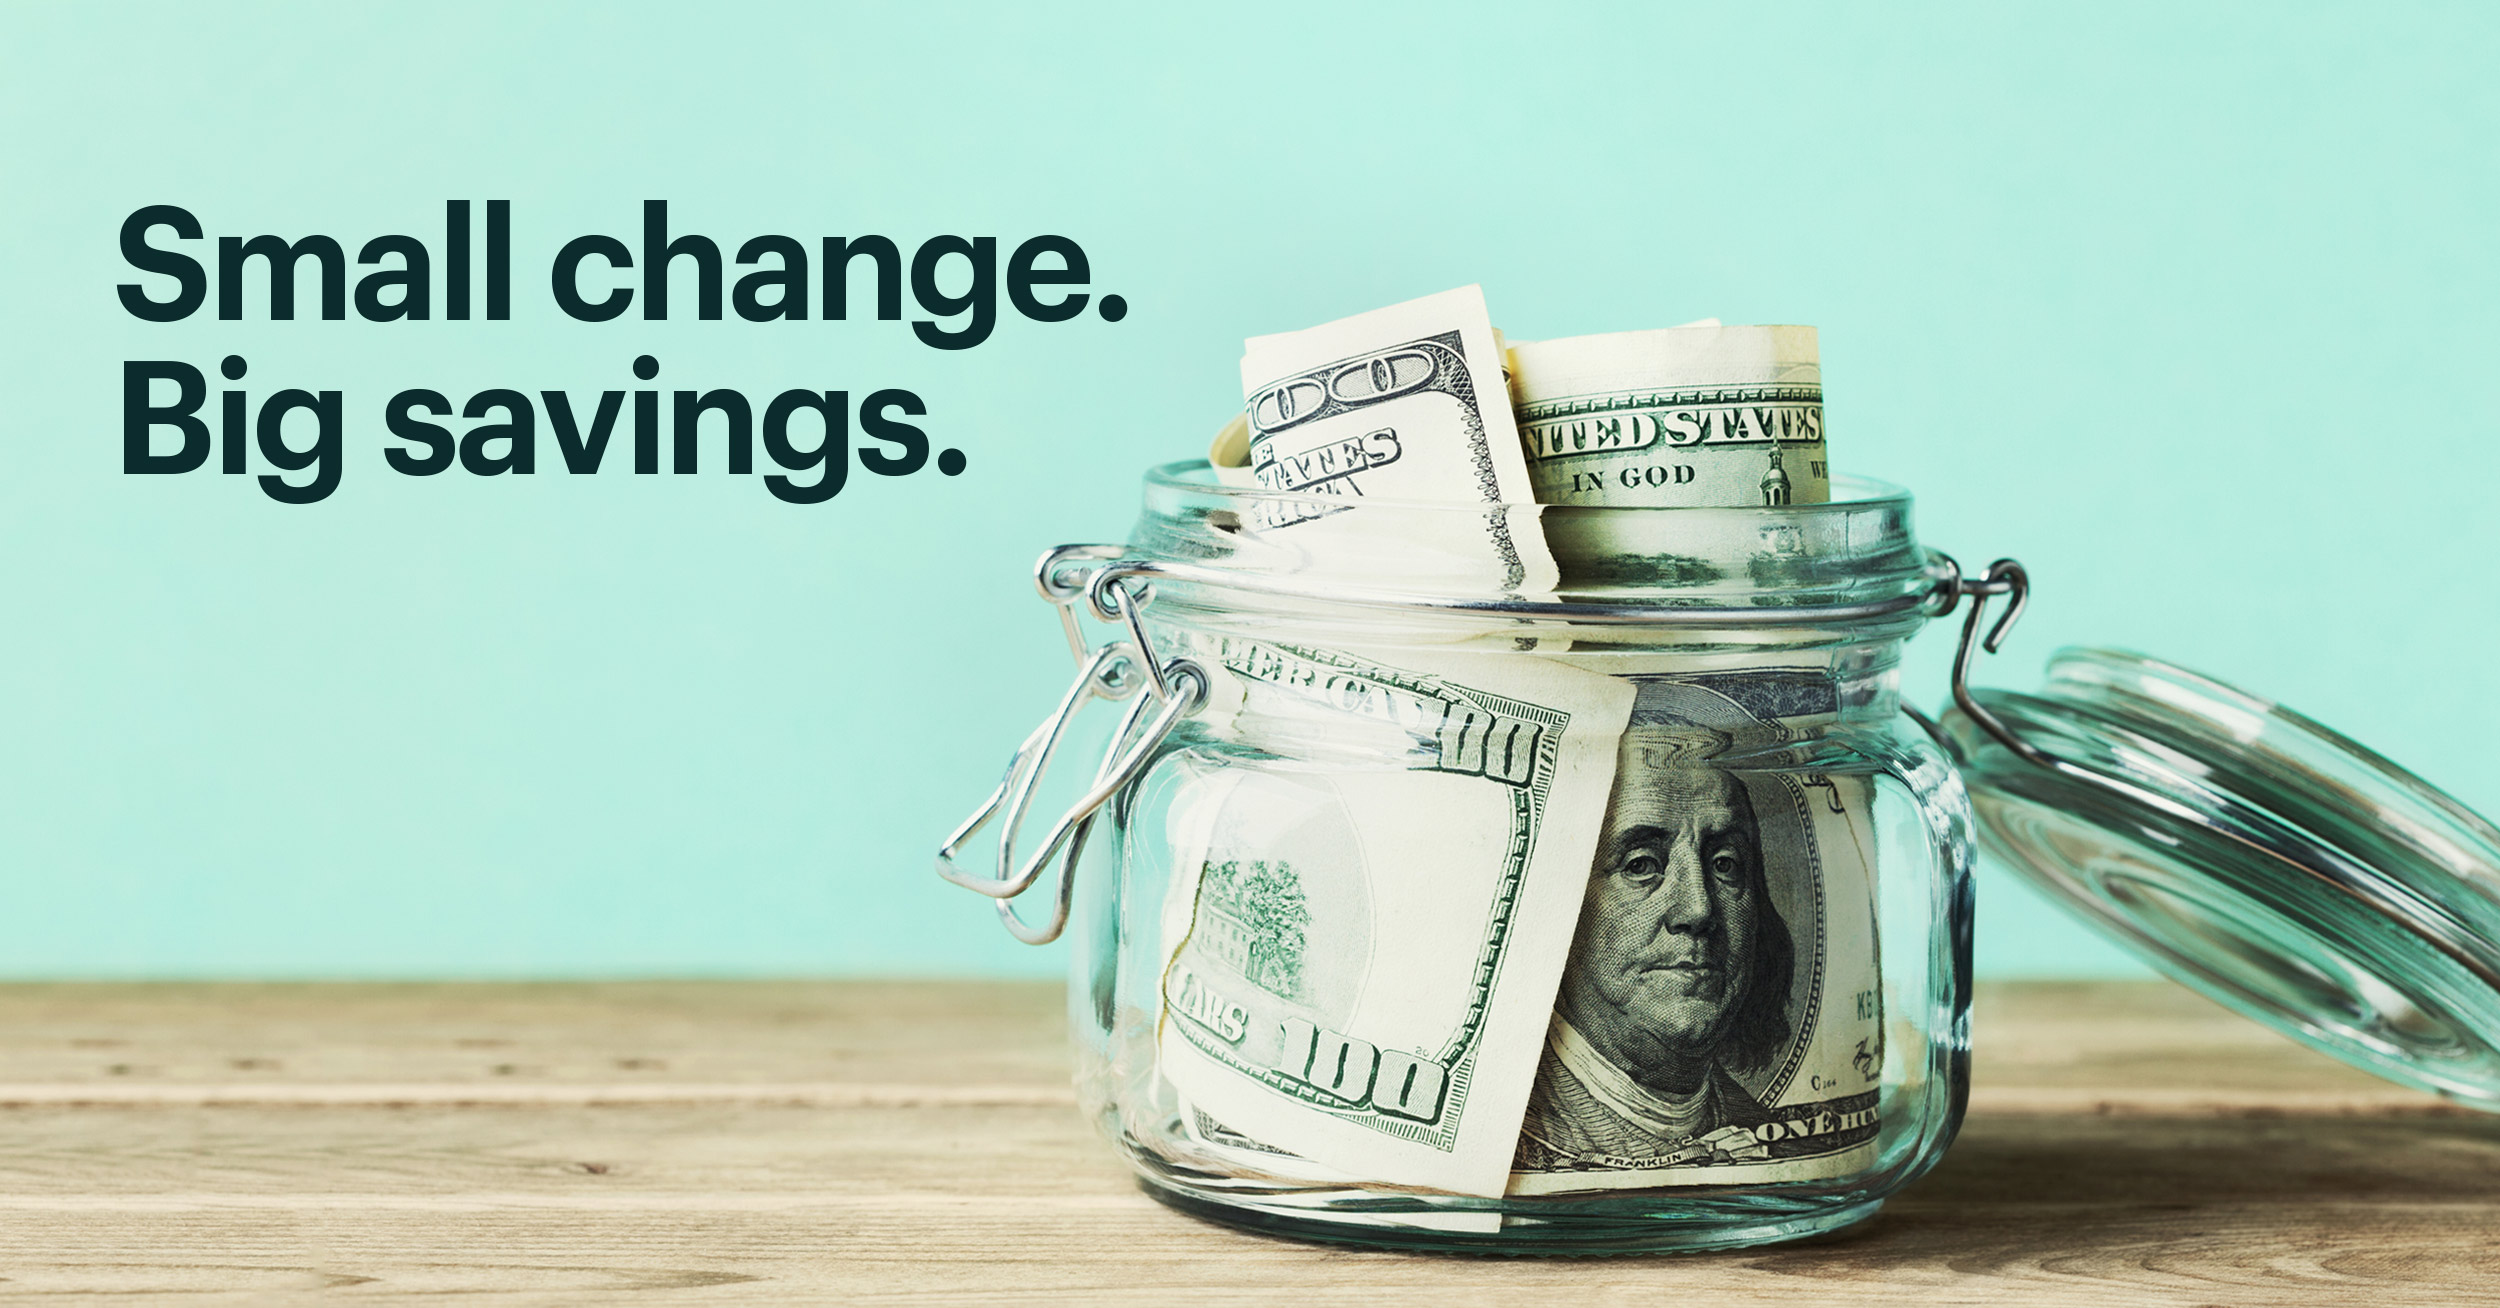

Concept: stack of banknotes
[[1156, 287, 1884, 1212]]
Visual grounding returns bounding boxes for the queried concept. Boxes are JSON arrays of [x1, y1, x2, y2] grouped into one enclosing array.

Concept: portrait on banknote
[[1511, 674, 1884, 1193]]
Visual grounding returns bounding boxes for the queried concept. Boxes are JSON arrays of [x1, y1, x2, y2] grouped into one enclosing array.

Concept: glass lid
[[1939, 645, 2500, 1108]]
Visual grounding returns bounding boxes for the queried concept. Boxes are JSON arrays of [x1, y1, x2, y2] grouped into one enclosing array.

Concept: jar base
[[1138, 1169, 1887, 1257]]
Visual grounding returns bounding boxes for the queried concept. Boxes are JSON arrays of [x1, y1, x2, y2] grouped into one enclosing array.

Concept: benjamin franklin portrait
[[1515, 690, 1807, 1171]]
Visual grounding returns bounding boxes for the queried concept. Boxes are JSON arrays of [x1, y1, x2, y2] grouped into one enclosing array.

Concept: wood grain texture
[[0, 981, 2487, 1305]]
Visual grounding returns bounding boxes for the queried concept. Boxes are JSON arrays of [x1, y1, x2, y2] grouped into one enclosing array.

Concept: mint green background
[[1, 3, 2492, 978]]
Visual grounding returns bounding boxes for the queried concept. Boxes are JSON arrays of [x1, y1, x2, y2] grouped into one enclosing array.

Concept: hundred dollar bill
[[1509, 325, 1828, 508], [1156, 639, 1631, 1196], [1214, 322, 1516, 490], [1508, 666, 1884, 1195], [1239, 286, 1555, 594]]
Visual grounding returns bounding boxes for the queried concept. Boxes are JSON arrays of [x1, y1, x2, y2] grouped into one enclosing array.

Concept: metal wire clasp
[[933, 545, 1206, 945], [1922, 553, 2049, 767]]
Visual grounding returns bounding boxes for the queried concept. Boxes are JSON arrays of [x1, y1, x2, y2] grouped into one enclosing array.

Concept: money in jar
[[944, 289, 1977, 1253]]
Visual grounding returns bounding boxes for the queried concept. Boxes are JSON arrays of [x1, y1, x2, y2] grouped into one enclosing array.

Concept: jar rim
[[1118, 461, 1939, 644], [1148, 459, 1913, 516]]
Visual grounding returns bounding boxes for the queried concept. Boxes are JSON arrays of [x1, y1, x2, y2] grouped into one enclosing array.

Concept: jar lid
[[1939, 643, 2500, 1107]]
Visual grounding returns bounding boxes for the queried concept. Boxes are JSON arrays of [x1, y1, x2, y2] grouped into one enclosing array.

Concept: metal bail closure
[[936, 557, 1206, 945], [1936, 600, 2500, 1109]]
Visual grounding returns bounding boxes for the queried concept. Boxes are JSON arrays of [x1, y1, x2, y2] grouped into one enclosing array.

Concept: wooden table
[[0, 981, 2490, 1304]]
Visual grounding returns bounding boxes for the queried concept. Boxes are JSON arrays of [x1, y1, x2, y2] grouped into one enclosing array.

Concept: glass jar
[[940, 465, 1999, 1254], [943, 460, 2500, 1257]]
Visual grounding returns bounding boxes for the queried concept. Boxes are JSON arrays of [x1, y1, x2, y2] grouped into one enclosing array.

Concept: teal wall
[[2, 3, 2492, 977]]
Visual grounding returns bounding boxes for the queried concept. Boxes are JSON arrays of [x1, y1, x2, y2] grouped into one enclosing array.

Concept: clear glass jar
[[978, 466, 1981, 1254]]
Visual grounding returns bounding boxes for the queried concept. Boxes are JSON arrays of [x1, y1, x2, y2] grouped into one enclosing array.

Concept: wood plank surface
[[0, 981, 2490, 1305]]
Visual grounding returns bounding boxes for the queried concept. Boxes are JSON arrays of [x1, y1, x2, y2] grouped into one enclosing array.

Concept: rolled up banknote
[[1156, 639, 1631, 1196], [1509, 325, 1827, 508], [1207, 413, 1258, 489], [1507, 666, 1883, 1194], [1237, 286, 1553, 594]]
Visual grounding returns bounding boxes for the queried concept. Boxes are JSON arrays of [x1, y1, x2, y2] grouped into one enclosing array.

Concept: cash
[[1509, 324, 1827, 508], [1207, 413, 1258, 489], [1154, 651, 1886, 1199], [1156, 639, 1631, 1197], [1150, 292, 1876, 1204], [1236, 286, 1554, 594], [1505, 667, 1883, 1194]]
